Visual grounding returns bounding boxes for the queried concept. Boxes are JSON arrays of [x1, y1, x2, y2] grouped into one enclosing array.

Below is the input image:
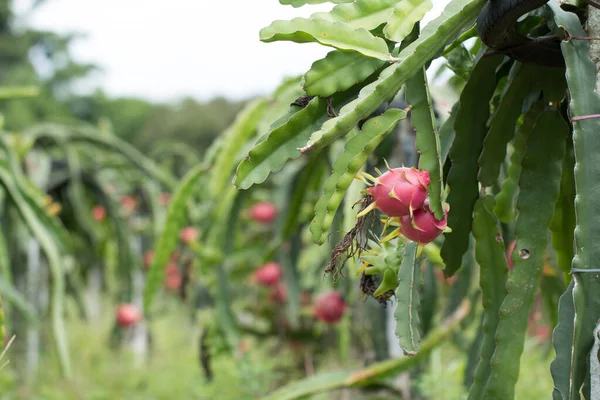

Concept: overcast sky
[[16, 0, 450, 102]]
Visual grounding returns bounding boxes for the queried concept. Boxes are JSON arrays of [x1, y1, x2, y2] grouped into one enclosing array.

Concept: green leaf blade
[[303, 50, 385, 97], [551, 280, 575, 400], [384, 0, 433, 43], [394, 242, 420, 354], [440, 54, 503, 277], [468, 196, 508, 399], [313, 0, 399, 30], [550, 138, 576, 279], [0, 159, 72, 378], [208, 98, 268, 196], [493, 101, 544, 223], [477, 62, 535, 187], [143, 164, 207, 312], [484, 110, 567, 399], [260, 17, 392, 60], [406, 66, 444, 219], [234, 99, 327, 190]]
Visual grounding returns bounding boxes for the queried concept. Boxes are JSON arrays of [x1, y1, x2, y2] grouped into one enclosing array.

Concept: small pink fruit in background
[[180, 227, 198, 244], [165, 262, 179, 277], [159, 192, 171, 206], [254, 262, 282, 286], [165, 273, 182, 291], [120, 196, 137, 214], [400, 200, 448, 244], [92, 205, 106, 222], [312, 291, 347, 324], [269, 283, 287, 304], [249, 202, 278, 224], [367, 167, 430, 217], [116, 304, 142, 328], [164, 262, 182, 290]]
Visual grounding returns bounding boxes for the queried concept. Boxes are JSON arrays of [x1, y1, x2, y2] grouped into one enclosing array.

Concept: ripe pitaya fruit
[[367, 167, 430, 217], [116, 304, 142, 328], [312, 291, 347, 324], [400, 200, 448, 244], [165, 273, 182, 291], [92, 205, 106, 222], [164, 262, 182, 291], [180, 227, 198, 244], [120, 196, 137, 214], [254, 262, 282, 286], [165, 262, 179, 277], [249, 202, 278, 224]]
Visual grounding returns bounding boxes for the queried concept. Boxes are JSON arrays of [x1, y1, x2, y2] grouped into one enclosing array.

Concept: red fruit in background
[[254, 262, 282, 286], [249, 202, 278, 224], [269, 283, 287, 304], [165, 273, 182, 291], [400, 200, 448, 244], [312, 291, 347, 324], [367, 167, 430, 217], [116, 304, 142, 328], [92, 205, 106, 222], [506, 241, 516, 271], [165, 262, 179, 277], [120, 196, 137, 214], [159, 192, 171, 206], [180, 227, 198, 244], [164, 262, 181, 290]]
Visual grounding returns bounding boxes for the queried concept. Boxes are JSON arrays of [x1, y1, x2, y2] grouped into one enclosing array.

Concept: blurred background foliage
[[0, 0, 244, 150]]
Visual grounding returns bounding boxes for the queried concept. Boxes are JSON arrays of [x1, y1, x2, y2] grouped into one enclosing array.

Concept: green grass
[[0, 300, 295, 399], [0, 298, 555, 400]]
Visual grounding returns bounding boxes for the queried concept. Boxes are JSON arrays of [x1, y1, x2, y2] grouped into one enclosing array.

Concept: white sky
[[16, 0, 450, 102]]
